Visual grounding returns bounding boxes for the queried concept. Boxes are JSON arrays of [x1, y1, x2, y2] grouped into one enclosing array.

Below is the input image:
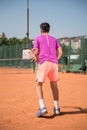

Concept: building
[[58, 37, 69, 46], [71, 37, 81, 50], [58, 37, 81, 50]]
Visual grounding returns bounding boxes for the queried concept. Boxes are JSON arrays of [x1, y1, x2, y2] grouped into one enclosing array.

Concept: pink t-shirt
[[33, 34, 60, 64]]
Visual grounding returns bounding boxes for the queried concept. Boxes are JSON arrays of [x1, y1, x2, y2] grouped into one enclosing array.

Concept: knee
[[50, 81, 57, 87], [37, 82, 43, 86]]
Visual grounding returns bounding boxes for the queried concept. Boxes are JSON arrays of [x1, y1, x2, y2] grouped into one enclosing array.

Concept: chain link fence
[[0, 42, 36, 70], [0, 36, 87, 73], [58, 36, 87, 73]]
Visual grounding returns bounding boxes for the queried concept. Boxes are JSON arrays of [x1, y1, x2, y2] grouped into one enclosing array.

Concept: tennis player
[[33, 22, 62, 117]]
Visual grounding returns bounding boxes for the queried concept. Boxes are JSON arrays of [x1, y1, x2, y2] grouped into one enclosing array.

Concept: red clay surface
[[0, 68, 87, 130]]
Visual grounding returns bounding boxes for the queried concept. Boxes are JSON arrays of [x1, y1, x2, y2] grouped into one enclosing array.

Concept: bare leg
[[50, 81, 59, 100], [50, 81, 59, 110], [50, 81, 60, 115], [36, 82, 43, 99], [36, 82, 46, 109]]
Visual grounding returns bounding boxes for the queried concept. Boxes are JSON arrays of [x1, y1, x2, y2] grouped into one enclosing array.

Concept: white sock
[[54, 100, 59, 109], [39, 99, 45, 109]]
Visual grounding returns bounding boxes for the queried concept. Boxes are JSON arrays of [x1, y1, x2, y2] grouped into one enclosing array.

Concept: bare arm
[[32, 48, 38, 55], [32, 48, 39, 62], [57, 47, 63, 60]]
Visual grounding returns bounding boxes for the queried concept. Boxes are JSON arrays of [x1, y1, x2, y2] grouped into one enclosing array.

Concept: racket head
[[28, 49, 35, 60], [22, 49, 34, 60]]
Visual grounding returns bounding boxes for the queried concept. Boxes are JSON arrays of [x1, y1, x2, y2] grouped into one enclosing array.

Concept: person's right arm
[[32, 48, 38, 62], [32, 37, 39, 62]]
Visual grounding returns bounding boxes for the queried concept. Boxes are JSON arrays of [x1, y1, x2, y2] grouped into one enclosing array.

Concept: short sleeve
[[56, 39, 61, 49], [33, 37, 39, 49]]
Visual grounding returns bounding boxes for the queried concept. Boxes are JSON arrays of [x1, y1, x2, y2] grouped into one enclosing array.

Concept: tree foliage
[[0, 37, 33, 46], [0, 37, 8, 45], [61, 43, 69, 56]]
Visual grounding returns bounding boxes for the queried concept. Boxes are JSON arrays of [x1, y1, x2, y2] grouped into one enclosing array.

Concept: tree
[[2, 32, 6, 38], [21, 37, 33, 48], [59, 43, 69, 64], [0, 37, 8, 45], [8, 37, 21, 45], [61, 43, 69, 56]]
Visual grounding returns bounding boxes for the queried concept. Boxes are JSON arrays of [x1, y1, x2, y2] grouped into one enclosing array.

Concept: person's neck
[[41, 33, 49, 35]]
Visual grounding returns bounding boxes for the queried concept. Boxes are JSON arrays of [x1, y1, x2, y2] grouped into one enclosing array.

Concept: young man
[[33, 22, 62, 117]]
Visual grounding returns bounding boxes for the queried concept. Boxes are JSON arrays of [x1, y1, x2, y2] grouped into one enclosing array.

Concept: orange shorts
[[36, 61, 58, 82]]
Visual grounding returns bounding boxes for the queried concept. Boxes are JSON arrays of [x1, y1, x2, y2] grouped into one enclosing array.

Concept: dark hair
[[40, 22, 50, 33]]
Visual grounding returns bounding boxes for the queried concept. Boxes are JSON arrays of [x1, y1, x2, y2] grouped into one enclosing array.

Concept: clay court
[[0, 68, 87, 130]]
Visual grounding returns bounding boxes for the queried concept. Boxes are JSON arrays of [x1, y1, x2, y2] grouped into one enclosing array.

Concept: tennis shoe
[[53, 107, 60, 115], [36, 107, 47, 117]]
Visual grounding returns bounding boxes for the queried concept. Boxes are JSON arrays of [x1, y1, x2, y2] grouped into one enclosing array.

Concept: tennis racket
[[18, 48, 39, 63], [22, 49, 34, 60]]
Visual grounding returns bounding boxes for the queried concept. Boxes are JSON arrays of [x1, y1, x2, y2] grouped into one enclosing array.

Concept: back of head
[[40, 22, 50, 33]]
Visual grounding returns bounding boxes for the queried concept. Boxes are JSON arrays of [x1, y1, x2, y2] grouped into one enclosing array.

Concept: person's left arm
[[56, 40, 63, 60], [57, 47, 63, 60]]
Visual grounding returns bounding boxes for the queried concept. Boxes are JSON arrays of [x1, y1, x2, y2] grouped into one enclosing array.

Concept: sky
[[0, 0, 87, 39]]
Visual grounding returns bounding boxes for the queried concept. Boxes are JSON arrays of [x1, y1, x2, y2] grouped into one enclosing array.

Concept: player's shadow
[[40, 114, 55, 119], [60, 106, 87, 116], [40, 106, 87, 119]]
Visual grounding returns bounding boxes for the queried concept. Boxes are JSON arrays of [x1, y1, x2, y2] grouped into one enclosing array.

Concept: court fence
[[0, 42, 36, 72], [0, 36, 87, 73], [58, 36, 87, 73]]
